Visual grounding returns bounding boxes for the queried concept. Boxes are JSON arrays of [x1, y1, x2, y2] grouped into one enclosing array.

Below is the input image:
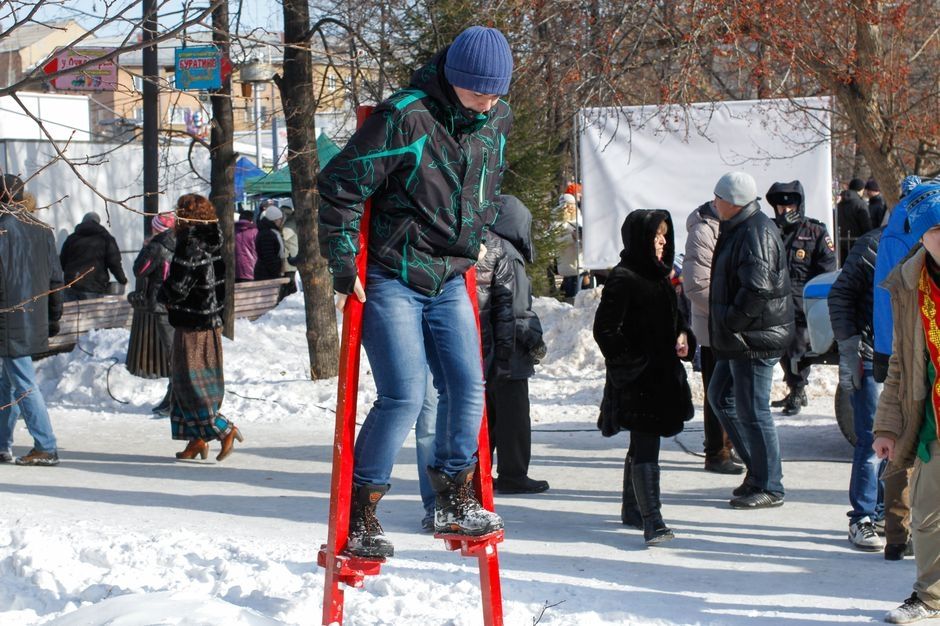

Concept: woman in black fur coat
[[593, 209, 695, 545], [161, 194, 243, 462]]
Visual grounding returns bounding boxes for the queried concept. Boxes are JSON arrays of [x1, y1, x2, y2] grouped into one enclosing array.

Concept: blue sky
[[20, 0, 284, 37]]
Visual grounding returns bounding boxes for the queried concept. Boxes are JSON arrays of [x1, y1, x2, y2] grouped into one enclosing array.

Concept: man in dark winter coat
[[766, 180, 837, 415], [254, 206, 286, 282], [828, 227, 885, 552], [708, 171, 794, 509], [0, 174, 64, 466], [866, 178, 888, 228], [60, 211, 128, 300], [476, 195, 549, 495], [131, 212, 177, 415], [837, 178, 873, 264], [317, 25, 512, 558]]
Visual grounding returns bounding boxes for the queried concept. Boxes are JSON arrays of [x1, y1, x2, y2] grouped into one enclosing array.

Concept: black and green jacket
[[317, 49, 513, 296]]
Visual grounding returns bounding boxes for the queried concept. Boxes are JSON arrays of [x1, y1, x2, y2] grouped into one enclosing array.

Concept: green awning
[[244, 133, 341, 196]]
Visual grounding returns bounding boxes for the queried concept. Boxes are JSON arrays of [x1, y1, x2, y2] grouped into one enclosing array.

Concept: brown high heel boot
[[216, 427, 244, 461], [176, 439, 208, 460]]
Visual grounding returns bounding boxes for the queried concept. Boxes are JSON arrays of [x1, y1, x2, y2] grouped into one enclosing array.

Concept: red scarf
[[917, 266, 940, 436]]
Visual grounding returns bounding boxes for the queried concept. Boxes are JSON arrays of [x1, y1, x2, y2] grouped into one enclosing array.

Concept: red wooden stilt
[[319, 107, 504, 626]]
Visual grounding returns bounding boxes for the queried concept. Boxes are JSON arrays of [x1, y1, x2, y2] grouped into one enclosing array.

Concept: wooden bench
[[45, 276, 292, 354]]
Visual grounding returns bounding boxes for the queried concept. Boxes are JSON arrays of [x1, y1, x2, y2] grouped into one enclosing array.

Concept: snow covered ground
[[0, 290, 933, 625]]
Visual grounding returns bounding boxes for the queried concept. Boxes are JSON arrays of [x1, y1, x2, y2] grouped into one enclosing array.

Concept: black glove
[[48, 320, 60, 338]]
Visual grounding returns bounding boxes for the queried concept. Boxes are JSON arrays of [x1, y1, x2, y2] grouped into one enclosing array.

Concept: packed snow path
[[0, 292, 934, 625]]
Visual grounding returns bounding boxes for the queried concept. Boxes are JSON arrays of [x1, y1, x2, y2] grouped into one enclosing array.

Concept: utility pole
[[142, 0, 158, 236]]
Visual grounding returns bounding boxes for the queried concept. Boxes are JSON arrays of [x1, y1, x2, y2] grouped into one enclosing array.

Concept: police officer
[[767, 181, 837, 415]]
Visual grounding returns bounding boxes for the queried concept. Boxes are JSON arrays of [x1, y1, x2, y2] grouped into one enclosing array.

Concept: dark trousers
[[628, 430, 661, 464], [781, 323, 812, 391], [486, 378, 531, 480], [700, 346, 732, 459]]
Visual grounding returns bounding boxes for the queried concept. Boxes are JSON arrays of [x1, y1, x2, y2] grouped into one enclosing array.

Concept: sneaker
[[729, 489, 783, 509], [14, 449, 59, 466], [849, 517, 885, 551], [732, 474, 755, 497], [347, 484, 394, 558], [886, 593, 940, 624], [885, 540, 914, 561], [494, 476, 550, 494], [429, 466, 504, 536], [873, 517, 886, 536], [704, 456, 745, 475], [0, 450, 13, 463]]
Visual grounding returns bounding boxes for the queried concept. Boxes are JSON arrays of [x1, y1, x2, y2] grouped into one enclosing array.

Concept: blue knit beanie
[[903, 182, 940, 241], [444, 26, 513, 95]]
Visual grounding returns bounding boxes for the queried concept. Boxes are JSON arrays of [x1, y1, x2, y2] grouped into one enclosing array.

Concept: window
[[168, 106, 190, 125], [132, 75, 144, 93], [327, 74, 336, 91]]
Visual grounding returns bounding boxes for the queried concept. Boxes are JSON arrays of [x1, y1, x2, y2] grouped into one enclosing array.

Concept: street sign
[[175, 46, 223, 90], [41, 47, 118, 91]]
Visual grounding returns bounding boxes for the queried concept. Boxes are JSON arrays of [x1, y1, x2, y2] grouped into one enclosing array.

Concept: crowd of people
[[2, 22, 940, 626]]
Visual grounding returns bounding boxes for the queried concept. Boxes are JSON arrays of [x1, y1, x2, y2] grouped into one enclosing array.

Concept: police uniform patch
[[796, 249, 807, 260], [825, 235, 834, 251]]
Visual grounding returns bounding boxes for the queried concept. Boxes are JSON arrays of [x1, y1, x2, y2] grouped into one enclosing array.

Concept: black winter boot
[[631, 463, 675, 545], [621, 454, 643, 529], [782, 388, 808, 416], [347, 484, 394, 558], [427, 466, 504, 536]]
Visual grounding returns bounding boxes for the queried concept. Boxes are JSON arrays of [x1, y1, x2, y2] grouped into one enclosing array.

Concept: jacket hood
[[491, 195, 534, 263], [687, 201, 718, 230], [620, 209, 673, 278], [766, 180, 805, 229], [74, 220, 110, 238], [409, 49, 489, 133], [235, 220, 257, 233]]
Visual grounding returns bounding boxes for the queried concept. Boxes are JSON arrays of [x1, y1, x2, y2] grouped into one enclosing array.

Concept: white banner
[[579, 98, 832, 269]]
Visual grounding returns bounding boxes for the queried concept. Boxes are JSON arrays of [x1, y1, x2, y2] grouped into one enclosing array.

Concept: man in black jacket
[[60, 211, 127, 300], [708, 171, 794, 509], [0, 174, 64, 466], [866, 178, 888, 227], [828, 227, 885, 552], [767, 181, 837, 415], [837, 178, 872, 264], [317, 25, 512, 558], [476, 195, 548, 495]]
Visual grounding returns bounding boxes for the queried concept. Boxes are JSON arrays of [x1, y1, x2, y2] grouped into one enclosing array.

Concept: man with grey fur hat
[[707, 171, 794, 509]]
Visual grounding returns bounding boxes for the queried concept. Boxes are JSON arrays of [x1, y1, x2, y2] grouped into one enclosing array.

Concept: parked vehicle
[[803, 270, 855, 444]]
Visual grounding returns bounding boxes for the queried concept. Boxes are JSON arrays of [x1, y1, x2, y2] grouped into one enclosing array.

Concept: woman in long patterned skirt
[[161, 193, 243, 461]]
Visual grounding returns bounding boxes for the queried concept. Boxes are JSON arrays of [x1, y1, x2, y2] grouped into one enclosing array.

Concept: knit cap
[[714, 171, 758, 207], [900, 175, 922, 199], [151, 212, 175, 233], [263, 206, 283, 222], [444, 26, 513, 95], [904, 182, 940, 241], [83, 211, 101, 224]]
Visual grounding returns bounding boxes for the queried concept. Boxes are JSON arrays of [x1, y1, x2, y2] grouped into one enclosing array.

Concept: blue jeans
[[708, 357, 784, 496], [848, 363, 885, 523], [0, 356, 57, 453], [415, 369, 438, 516], [353, 266, 484, 487]]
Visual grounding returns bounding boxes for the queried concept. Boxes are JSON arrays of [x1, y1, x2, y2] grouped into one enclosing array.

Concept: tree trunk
[[278, 0, 340, 379], [210, 2, 236, 339]]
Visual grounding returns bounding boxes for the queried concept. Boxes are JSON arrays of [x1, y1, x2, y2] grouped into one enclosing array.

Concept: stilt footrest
[[318, 545, 384, 588], [435, 530, 505, 557]]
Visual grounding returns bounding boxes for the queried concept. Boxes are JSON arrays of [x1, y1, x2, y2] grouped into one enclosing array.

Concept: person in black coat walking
[[708, 171, 794, 510], [160, 194, 243, 463], [476, 195, 549, 495], [254, 206, 286, 282], [131, 212, 177, 414], [594, 209, 695, 545], [60, 212, 127, 300], [0, 174, 64, 466]]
